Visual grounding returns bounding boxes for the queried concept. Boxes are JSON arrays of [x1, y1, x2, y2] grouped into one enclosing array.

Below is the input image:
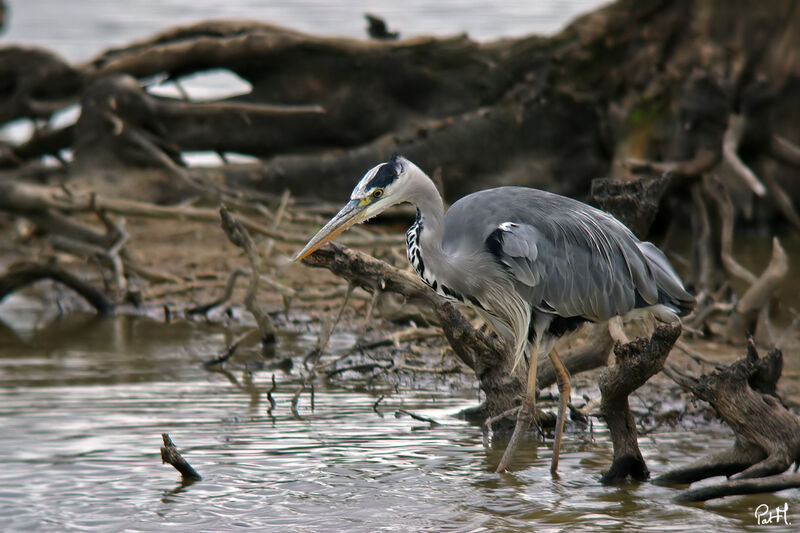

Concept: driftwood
[[0, 181, 403, 248], [0, 262, 115, 313], [160, 433, 202, 482], [724, 237, 789, 343], [657, 339, 800, 501], [589, 174, 672, 239], [599, 323, 681, 484], [300, 241, 523, 420], [218, 206, 276, 344]]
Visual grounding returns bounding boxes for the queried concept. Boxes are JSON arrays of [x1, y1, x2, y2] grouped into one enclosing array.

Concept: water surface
[[1, 295, 797, 532]]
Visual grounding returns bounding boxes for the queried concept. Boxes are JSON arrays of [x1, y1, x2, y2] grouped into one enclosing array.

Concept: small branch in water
[[266, 374, 277, 415], [160, 433, 202, 482], [186, 267, 247, 316], [372, 395, 385, 417], [395, 409, 440, 426], [202, 331, 251, 367], [325, 362, 393, 378]]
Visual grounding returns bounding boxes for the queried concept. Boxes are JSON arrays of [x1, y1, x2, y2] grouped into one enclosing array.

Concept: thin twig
[[395, 409, 440, 425], [186, 268, 248, 316]]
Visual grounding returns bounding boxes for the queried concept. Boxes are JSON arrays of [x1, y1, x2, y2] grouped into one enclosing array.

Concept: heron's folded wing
[[487, 215, 659, 322]]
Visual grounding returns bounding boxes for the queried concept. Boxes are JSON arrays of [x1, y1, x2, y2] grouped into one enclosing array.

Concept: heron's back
[[440, 186, 693, 323]]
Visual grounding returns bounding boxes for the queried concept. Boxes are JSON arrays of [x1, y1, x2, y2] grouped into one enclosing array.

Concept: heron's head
[[295, 155, 420, 261]]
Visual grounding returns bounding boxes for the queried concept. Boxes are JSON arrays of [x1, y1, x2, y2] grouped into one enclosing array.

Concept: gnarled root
[[657, 338, 800, 501]]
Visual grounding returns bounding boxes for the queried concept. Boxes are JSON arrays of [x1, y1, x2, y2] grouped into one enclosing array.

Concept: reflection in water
[[0, 299, 798, 532]]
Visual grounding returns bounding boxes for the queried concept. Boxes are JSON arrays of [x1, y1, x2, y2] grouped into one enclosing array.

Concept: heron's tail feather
[[637, 241, 695, 316]]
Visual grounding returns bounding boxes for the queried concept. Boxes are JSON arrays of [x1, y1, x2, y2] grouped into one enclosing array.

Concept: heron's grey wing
[[636, 241, 695, 311], [487, 212, 661, 322]]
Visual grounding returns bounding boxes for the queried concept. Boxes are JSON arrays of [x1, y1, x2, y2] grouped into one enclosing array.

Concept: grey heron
[[296, 156, 694, 473]]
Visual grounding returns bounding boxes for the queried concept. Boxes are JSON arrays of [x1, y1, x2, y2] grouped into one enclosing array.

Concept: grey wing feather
[[636, 241, 695, 311], [491, 207, 663, 321], [441, 186, 693, 322]]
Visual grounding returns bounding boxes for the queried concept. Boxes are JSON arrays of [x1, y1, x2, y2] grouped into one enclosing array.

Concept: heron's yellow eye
[[372, 189, 383, 198]]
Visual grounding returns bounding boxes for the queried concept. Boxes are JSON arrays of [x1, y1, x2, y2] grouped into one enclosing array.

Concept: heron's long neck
[[405, 172, 463, 298], [408, 174, 445, 256]]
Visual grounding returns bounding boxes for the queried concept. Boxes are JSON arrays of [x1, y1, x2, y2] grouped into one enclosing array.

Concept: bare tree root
[[703, 175, 757, 285], [690, 184, 714, 293], [656, 339, 800, 500], [218, 206, 276, 344], [0, 262, 115, 313], [598, 323, 681, 484], [625, 147, 719, 180], [185, 268, 248, 316], [721, 114, 767, 197], [0, 181, 403, 248], [724, 237, 789, 343], [675, 473, 800, 503]]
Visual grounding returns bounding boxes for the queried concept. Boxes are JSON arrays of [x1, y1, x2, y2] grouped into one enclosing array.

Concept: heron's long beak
[[294, 199, 367, 261]]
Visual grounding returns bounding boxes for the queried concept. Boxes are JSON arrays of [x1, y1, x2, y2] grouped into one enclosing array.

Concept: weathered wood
[[724, 238, 789, 343], [599, 323, 681, 484], [0, 262, 115, 314], [160, 433, 202, 482], [657, 339, 800, 492], [675, 473, 800, 503], [590, 174, 672, 238]]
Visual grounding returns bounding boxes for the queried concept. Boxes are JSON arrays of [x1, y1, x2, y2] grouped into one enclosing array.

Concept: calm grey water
[[3, 0, 608, 62], [1, 293, 798, 532]]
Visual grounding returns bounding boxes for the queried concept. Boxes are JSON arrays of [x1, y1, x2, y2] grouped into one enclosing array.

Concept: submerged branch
[[160, 433, 202, 482]]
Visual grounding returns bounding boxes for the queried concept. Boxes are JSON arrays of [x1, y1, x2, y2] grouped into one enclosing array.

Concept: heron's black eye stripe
[[372, 189, 383, 198]]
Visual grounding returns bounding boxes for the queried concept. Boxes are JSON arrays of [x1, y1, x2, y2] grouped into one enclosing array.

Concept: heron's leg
[[495, 343, 539, 472], [608, 316, 629, 344], [547, 348, 570, 475]]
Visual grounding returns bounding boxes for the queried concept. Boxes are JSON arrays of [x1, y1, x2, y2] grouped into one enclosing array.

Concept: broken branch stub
[[219, 206, 277, 344], [160, 433, 202, 482], [599, 323, 681, 484]]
